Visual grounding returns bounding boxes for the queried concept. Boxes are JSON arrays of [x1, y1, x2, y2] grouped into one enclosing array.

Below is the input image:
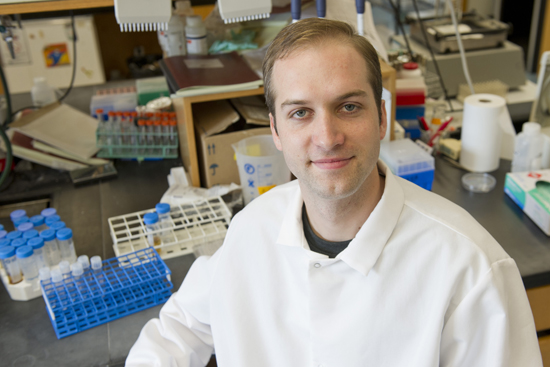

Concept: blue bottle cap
[[11, 238, 27, 248], [6, 231, 22, 240], [23, 229, 39, 240], [49, 221, 66, 231], [0, 239, 11, 247], [0, 224, 3, 231], [56, 228, 73, 241], [40, 229, 56, 241], [45, 215, 61, 226], [10, 209, 26, 221], [0, 245, 16, 259], [155, 203, 171, 214], [16, 245, 34, 259], [30, 215, 45, 227], [41, 208, 57, 218], [17, 222, 34, 232], [13, 216, 29, 227], [143, 212, 159, 225], [0, 230, 6, 239], [28, 237, 44, 250]]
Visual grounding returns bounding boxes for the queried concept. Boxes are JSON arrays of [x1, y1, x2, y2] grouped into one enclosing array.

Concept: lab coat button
[[313, 263, 321, 268]]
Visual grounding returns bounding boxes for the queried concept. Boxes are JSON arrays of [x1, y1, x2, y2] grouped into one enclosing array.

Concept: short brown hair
[[262, 18, 383, 129]]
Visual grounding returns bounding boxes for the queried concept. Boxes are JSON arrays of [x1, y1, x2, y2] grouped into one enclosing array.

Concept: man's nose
[[311, 111, 345, 151]]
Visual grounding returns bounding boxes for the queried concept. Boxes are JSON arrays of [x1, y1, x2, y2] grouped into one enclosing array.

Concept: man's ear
[[379, 100, 388, 141], [270, 113, 282, 151]]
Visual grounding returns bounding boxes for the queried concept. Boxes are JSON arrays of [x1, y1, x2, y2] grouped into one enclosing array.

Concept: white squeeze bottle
[[511, 122, 543, 172]]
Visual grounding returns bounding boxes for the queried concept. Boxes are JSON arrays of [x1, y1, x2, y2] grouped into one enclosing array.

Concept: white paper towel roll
[[460, 94, 515, 172]]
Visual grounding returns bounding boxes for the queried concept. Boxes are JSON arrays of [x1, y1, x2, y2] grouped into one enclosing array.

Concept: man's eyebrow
[[279, 90, 368, 109]]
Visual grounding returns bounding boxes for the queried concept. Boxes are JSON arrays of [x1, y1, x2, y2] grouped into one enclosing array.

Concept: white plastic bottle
[[166, 14, 187, 56], [31, 77, 57, 107], [511, 122, 543, 172], [185, 15, 208, 55]]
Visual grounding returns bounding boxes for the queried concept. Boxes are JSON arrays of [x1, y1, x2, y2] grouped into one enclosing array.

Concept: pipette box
[[380, 138, 435, 190], [504, 170, 550, 236], [40, 248, 173, 339]]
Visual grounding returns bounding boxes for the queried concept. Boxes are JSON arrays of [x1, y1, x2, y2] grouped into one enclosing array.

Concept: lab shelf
[[41, 248, 173, 339], [108, 197, 231, 260]]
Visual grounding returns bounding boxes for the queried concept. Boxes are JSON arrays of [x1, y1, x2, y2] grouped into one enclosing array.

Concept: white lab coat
[[126, 161, 542, 367]]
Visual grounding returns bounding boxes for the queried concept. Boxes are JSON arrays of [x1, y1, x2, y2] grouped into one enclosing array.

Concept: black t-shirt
[[302, 204, 352, 258]]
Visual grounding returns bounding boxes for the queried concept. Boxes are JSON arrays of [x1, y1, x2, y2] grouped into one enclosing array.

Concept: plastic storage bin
[[40, 248, 172, 339], [380, 138, 435, 190]]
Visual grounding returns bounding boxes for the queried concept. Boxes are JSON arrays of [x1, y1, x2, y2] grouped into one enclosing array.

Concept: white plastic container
[[40, 229, 61, 267], [185, 15, 208, 55], [31, 77, 57, 107], [511, 122, 543, 173], [56, 228, 77, 264], [166, 14, 187, 56], [233, 135, 291, 205]]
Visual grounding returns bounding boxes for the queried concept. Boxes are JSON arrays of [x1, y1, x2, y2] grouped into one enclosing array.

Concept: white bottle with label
[[31, 77, 56, 107], [185, 15, 208, 55], [166, 14, 187, 56], [511, 122, 543, 172]]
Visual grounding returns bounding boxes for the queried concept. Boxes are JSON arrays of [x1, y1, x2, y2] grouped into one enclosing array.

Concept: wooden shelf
[[0, 0, 113, 15]]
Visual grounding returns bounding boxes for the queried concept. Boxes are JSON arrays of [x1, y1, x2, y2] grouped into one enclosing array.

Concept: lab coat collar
[[275, 160, 405, 275]]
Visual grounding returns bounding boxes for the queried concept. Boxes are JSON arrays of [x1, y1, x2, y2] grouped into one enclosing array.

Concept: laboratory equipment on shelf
[[114, 0, 171, 32]]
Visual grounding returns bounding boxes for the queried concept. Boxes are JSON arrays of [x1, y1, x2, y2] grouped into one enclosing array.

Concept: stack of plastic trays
[[40, 248, 172, 339]]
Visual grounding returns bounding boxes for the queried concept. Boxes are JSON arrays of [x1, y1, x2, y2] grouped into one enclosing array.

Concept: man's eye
[[294, 110, 307, 118], [343, 104, 356, 112]]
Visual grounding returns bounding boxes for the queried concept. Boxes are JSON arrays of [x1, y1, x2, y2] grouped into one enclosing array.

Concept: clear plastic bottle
[[91, 255, 105, 286], [39, 267, 51, 288], [57, 228, 77, 264], [155, 203, 172, 243], [31, 77, 57, 107], [40, 229, 61, 267], [0, 246, 23, 284], [143, 213, 162, 252], [77, 255, 90, 274], [16, 245, 38, 285], [511, 122, 544, 172], [185, 15, 208, 55], [28, 237, 47, 270], [30, 215, 47, 232]]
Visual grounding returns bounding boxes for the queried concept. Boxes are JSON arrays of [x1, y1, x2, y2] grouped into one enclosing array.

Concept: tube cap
[[16, 245, 34, 259], [78, 255, 90, 270], [59, 261, 70, 274], [155, 203, 171, 214], [45, 215, 61, 226], [39, 267, 51, 281], [91, 255, 102, 270], [10, 209, 26, 221], [56, 228, 73, 241], [49, 221, 66, 231], [0, 246, 16, 259], [6, 231, 23, 240], [11, 238, 27, 248], [0, 230, 6, 239], [0, 239, 10, 247], [13, 216, 29, 227], [143, 212, 159, 225], [40, 229, 56, 242], [522, 121, 541, 134], [51, 268, 63, 283], [23, 229, 39, 240], [0, 224, 3, 231], [30, 215, 45, 227], [71, 262, 83, 277], [28, 237, 44, 249], [17, 222, 34, 232], [41, 208, 57, 218]]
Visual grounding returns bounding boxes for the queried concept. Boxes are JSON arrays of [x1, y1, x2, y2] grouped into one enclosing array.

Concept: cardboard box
[[504, 170, 550, 236], [193, 100, 271, 187]]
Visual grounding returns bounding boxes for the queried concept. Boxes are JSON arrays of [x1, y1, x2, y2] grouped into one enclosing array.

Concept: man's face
[[270, 41, 387, 201]]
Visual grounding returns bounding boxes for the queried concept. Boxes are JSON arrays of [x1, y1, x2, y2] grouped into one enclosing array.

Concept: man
[[126, 18, 542, 366]]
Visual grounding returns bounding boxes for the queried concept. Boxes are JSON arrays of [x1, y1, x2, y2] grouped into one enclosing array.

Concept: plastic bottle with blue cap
[[40, 229, 61, 267], [155, 203, 172, 243], [49, 221, 66, 233], [6, 231, 23, 241], [16, 245, 38, 285], [0, 246, 22, 284], [13, 216, 30, 227], [0, 230, 7, 240], [56, 228, 77, 264], [0, 224, 3, 231], [11, 238, 27, 248], [28, 237, 47, 270], [0, 239, 10, 247], [17, 222, 34, 233], [23, 229, 39, 241], [41, 208, 57, 218], [143, 213, 162, 252], [10, 209, 27, 225], [45, 215, 61, 227], [30, 215, 47, 232]]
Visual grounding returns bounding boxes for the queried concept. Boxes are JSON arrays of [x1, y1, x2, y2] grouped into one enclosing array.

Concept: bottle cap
[[16, 245, 34, 259], [143, 212, 159, 225], [0, 239, 10, 247], [11, 238, 27, 248], [0, 224, 3, 231], [28, 237, 45, 250], [59, 261, 70, 275], [0, 246, 16, 259], [7, 231, 23, 240], [50, 221, 67, 231], [40, 229, 56, 242], [13, 216, 29, 227], [71, 262, 83, 277], [522, 122, 541, 134], [51, 268, 63, 283], [403, 62, 419, 70], [30, 215, 45, 227], [56, 228, 73, 241], [78, 255, 90, 270], [0, 230, 6, 239], [39, 267, 51, 281], [41, 208, 57, 218], [155, 203, 171, 214], [23, 229, 39, 240], [17, 222, 34, 232], [45, 215, 61, 225], [187, 15, 202, 26], [90, 256, 102, 270], [10, 209, 27, 221]]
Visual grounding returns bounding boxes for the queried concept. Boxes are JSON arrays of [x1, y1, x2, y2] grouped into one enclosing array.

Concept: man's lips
[[311, 157, 352, 169]]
